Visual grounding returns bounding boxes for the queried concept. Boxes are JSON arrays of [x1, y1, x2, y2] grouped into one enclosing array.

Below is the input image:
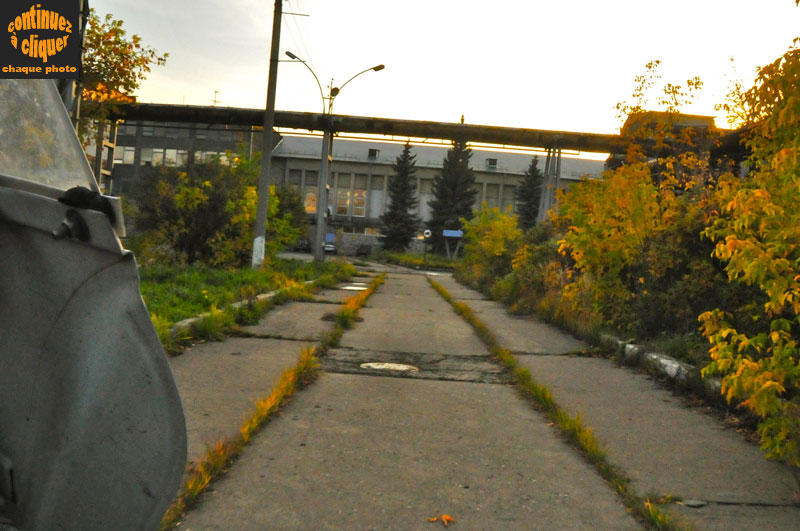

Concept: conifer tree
[[427, 139, 477, 253], [515, 156, 544, 230], [380, 143, 419, 250]]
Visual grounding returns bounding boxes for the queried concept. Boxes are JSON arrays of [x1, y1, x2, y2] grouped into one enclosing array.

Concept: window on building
[[140, 147, 153, 165], [486, 158, 498, 170], [141, 121, 154, 136], [502, 185, 517, 212], [485, 183, 500, 209], [352, 190, 366, 217], [195, 124, 208, 140], [365, 227, 380, 235], [336, 173, 352, 216], [353, 174, 368, 217], [152, 148, 165, 166], [177, 150, 189, 167], [166, 123, 183, 138], [165, 149, 178, 167], [368, 148, 379, 160], [117, 122, 136, 136], [304, 171, 318, 213], [288, 169, 302, 188], [420, 179, 433, 194], [118, 146, 135, 165]]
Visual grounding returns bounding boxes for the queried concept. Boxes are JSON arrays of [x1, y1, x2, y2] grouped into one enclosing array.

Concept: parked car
[[324, 242, 337, 254]]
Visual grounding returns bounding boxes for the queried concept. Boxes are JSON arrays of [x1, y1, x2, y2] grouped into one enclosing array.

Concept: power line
[[285, 0, 319, 76]]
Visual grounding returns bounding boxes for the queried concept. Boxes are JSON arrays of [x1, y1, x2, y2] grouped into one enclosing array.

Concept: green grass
[[376, 250, 457, 270], [141, 259, 356, 353], [645, 332, 710, 368], [139, 259, 354, 324]]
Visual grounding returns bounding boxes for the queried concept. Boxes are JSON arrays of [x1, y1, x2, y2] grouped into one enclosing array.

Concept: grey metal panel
[[0, 188, 186, 530], [0, 80, 97, 192]]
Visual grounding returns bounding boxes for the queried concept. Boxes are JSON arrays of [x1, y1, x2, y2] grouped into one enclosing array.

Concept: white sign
[[423, 229, 432, 238]]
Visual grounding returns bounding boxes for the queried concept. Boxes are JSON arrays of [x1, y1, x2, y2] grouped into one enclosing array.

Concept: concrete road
[[175, 270, 800, 530], [178, 272, 637, 530], [435, 274, 800, 530]]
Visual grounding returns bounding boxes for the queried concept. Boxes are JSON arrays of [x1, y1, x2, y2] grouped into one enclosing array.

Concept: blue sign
[[326, 233, 335, 243], [442, 230, 463, 238]]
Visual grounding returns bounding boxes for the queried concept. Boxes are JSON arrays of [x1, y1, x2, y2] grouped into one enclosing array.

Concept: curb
[[168, 281, 316, 337], [597, 332, 724, 405]]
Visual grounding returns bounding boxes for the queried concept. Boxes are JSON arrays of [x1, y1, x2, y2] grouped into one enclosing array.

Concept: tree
[[515, 156, 544, 230], [700, 41, 800, 466], [380, 143, 419, 250], [427, 139, 477, 252], [79, 10, 167, 145], [131, 152, 302, 267], [274, 185, 308, 235]]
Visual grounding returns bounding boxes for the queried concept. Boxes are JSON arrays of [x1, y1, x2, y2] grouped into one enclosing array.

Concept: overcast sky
[[92, 0, 800, 136]]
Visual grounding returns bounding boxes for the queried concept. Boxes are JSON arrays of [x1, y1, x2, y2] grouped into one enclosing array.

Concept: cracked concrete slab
[[427, 272, 492, 301], [340, 276, 490, 357], [323, 348, 509, 384], [431, 275, 587, 355], [668, 502, 800, 530], [512, 355, 799, 507], [312, 288, 352, 304], [240, 301, 335, 340], [178, 373, 639, 530], [169, 338, 313, 462]]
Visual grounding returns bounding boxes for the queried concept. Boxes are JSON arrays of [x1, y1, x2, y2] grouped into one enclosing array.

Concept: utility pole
[[251, 0, 283, 268], [314, 122, 332, 261]]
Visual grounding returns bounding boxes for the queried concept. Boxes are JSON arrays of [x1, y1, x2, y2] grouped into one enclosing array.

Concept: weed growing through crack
[[159, 273, 386, 529], [427, 277, 687, 531], [190, 305, 237, 342]]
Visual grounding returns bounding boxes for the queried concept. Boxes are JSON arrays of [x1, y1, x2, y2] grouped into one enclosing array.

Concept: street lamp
[[285, 51, 384, 261]]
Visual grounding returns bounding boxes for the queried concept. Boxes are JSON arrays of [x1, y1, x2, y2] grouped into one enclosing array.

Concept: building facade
[[109, 118, 606, 242]]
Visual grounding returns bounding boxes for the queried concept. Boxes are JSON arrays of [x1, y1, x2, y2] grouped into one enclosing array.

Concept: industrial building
[[108, 113, 606, 244]]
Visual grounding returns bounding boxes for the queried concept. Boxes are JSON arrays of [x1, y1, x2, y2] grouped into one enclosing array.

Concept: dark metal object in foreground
[[0, 80, 186, 530]]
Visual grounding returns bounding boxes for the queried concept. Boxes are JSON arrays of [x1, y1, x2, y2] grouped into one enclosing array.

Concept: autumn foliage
[[79, 10, 167, 144], [130, 152, 305, 267], [457, 47, 800, 466]]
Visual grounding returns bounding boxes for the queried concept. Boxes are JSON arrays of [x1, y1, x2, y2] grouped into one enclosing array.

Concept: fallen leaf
[[428, 517, 438, 522], [442, 514, 455, 526]]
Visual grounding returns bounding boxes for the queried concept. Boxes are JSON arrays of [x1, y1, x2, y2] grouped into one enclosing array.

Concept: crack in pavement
[[510, 349, 591, 357], [231, 332, 319, 342], [321, 347, 511, 384]]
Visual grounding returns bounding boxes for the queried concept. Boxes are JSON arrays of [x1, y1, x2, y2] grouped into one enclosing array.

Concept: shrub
[[130, 153, 304, 267]]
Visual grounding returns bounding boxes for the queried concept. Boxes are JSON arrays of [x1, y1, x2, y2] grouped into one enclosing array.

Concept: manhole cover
[[360, 362, 419, 372]]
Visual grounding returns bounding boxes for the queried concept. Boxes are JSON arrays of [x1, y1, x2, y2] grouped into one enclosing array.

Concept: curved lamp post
[[286, 51, 384, 261]]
